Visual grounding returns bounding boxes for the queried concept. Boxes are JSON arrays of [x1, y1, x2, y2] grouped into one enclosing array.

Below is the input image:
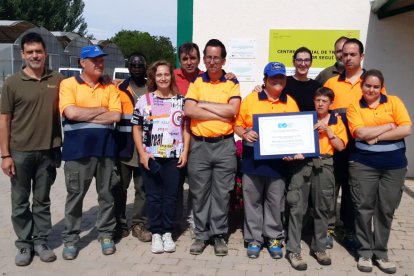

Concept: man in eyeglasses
[[112, 53, 152, 242], [184, 39, 241, 256]]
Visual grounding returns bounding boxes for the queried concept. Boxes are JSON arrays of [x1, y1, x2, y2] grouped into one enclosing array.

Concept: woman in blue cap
[[234, 62, 299, 259]]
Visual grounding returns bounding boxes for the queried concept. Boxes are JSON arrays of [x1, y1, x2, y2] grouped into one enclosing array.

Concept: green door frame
[[176, 0, 194, 67]]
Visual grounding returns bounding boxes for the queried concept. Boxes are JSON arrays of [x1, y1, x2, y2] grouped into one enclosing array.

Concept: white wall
[[193, 0, 371, 96], [192, 0, 414, 176]]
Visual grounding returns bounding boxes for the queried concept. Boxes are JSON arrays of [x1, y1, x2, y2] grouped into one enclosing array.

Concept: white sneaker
[[151, 234, 164, 254], [357, 257, 373, 272], [375, 258, 397, 274], [162, 232, 176, 252]]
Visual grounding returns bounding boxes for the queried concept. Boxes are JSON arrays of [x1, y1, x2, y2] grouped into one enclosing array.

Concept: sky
[[82, 0, 177, 46]]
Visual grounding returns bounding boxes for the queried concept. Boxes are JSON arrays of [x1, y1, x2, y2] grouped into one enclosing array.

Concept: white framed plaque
[[253, 112, 320, 159]]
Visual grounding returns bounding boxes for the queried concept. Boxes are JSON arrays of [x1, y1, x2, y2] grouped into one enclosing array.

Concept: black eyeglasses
[[294, 58, 311, 64], [129, 64, 145, 68]]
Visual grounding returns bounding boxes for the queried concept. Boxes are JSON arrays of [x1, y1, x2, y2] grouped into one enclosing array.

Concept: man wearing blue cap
[[59, 45, 121, 260]]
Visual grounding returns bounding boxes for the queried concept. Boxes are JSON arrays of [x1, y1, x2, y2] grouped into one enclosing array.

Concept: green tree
[[112, 30, 176, 66], [0, 0, 88, 35]]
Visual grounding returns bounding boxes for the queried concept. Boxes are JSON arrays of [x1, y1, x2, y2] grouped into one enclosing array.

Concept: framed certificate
[[252, 112, 320, 159]]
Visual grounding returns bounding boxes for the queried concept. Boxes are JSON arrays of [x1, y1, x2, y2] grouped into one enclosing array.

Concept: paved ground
[[1, 168, 413, 276]]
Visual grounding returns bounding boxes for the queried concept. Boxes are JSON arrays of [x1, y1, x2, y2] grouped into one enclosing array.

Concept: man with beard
[[112, 53, 152, 242], [0, 32, 63, 266], [315, 36, 348, 86]]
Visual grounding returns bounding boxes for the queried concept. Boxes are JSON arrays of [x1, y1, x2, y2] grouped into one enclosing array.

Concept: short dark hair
[[343, 38, 364, 54], [128, 52, 147, 63], [178, 42, 200, 59], [293, 46, 313, 62], [314, 87, 335, 102], [334, 36, 349, 48], [20, 32, 46, 50], [361, 69, 384, 88], [203, 39, 227, 59]]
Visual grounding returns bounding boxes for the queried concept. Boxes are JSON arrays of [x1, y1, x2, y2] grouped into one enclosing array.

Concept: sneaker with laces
[[190, 239, 207, 255], [214, 235, 228, 256], [15, 247, 33, 266], [34, 244, 56, 262], [151, 234, 164, 254], [312, 250, 331, 265], [287, 252, 307, 271], [62, 245, 78, 260], [99, 238, 116, 255], [132, 223, 152, 242], [326, 229, 334, 249], [267, 238, 283, 259], [357, 257, 373, 272], [375, 258, 397, 274], [162, 232, 176, 253], [246, 242, 261, 259]]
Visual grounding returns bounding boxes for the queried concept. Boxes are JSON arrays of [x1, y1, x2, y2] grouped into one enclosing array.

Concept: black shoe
[[214, 235, 228, 256], [114, 227, 130, 240], [190, 239, 207, 255]]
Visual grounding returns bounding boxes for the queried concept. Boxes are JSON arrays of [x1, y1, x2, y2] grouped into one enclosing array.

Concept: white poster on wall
[[228, 39, 256, 59]]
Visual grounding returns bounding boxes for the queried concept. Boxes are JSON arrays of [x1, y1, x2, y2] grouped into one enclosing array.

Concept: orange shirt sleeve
[[59, 78, 76, 114], [107, 84, 121, 112], [390, 95, 412, 126], [334, 115, 349, 148], [185, 81, 199, 101], [229, 82, 241, 99], [235, 92, 252, 128], [346, 103, 363, 137]]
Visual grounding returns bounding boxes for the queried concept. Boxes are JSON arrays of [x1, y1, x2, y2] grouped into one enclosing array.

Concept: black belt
[[192, 134, 233, 143], [319, 154, 333, 159]]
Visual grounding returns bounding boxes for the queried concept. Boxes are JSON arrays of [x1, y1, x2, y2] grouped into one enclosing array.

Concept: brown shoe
[[131, 223, 152, 242], [312, 250, 332, 265]]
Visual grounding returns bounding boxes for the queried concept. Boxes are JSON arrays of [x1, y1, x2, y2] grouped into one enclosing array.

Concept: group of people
[[0, 32, 411, 275]]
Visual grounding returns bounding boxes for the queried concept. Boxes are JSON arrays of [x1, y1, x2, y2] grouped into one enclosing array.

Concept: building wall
[[193, 0, 371, 96], [191, 0, 414, 176]]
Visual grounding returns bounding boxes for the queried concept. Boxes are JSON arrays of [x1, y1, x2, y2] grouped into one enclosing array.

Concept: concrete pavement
[[1, 168, 413, 276]]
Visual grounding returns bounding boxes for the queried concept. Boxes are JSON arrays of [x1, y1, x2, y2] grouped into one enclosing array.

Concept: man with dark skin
[[112, 53, 152, 242]]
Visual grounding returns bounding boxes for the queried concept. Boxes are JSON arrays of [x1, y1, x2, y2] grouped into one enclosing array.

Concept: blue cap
[[80, 45, 107, 59], [263, 62, 286, 77]]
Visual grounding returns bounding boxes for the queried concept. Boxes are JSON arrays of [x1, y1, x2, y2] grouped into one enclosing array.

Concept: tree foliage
[[112, 30, 176, 66], [0, 0, 88, 35]]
